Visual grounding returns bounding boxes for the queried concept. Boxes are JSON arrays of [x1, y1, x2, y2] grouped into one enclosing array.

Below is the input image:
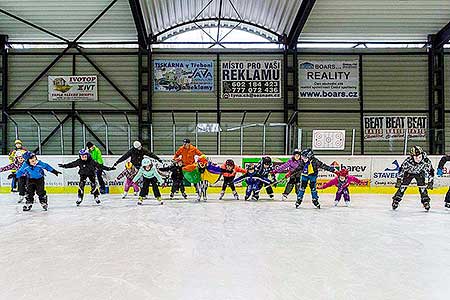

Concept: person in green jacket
[[86, 142, 106, 194]]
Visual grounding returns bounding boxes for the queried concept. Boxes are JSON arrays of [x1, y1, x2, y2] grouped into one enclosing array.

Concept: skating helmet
[[225, 159, 235, 167], [15, 151, 23, 158], [409, 146, 424, 157], [293, 148, 301, 156], [197, 155, 208, 165], [337, 168, 349, 177], [23, 151, 35, 161], [301, 148, 314, 159], [133, 141, 142, 149], [247, 163, 256, 171], [14, 139, 23, 145], [125, 161, 133, 169], [79, 149, 90, 157], [141, 158, 152, 167], [262, 156, 272, 165]]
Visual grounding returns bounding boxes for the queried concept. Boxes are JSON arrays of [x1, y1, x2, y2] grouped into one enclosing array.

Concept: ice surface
[[0, 192, 449, 300]]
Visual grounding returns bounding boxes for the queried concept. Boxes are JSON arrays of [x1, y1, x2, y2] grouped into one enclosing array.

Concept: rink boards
[[1, 155, 450, 194]]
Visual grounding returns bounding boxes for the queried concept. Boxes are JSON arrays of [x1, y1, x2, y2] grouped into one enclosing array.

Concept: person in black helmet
[[256, 156, 276, 199], [114, 140, 162, 169], [392, 146, 434, 211], [272, 149, 303, 201]]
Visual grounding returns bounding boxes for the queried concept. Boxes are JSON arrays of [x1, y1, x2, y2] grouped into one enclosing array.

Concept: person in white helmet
[[114, 141, 162, 169]]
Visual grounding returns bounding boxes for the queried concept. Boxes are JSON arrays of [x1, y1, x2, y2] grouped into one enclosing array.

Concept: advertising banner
[[299, 60, 359, 99], [364, 116, 427, 141], [48, 76, 98, 101], [221, 60, 281, 99], [153, 60, 214, 92]]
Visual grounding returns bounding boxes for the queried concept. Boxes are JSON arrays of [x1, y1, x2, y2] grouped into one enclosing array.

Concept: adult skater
[[272, 149, 303, 201], [8, 139, 27, 192], [58, 149, 115, 206], [16, 152, 61, 211], [114, 141, 162, 169], [392, 146, 434, 211], [173, 138, 203, 166], [86, 141, 106, 194], [436, 154, 450, 208], [293, 148, 335, 209]]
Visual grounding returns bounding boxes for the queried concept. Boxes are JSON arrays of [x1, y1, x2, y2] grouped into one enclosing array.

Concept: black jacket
[[159, 164, 184, 181], [116, 147, 162, 167], [293, 157, 334, 177], [59, 157, 113, 177]]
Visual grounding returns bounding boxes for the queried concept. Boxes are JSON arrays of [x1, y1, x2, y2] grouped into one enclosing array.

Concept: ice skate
[[40, 202, 48, 211], [137, 196, 144, 205], [245, 196, 250, 201], [295, 199, 302, 209], [392, 197, 400, 210], [233, 192, 239, 200], [312, 199, 321, 209], [134, 192, 138, 196], [218, 191, 225, 200], [445, 202, 450, 209], [251, 195, 259, 201], [269, 194, 274, 199], [169, 193, 174, 199], [344, 201, 351, 207], [94, 197, 101, 204], [282, 194, 288, 201], [122, 192, 128, 199], [156, 197, 164, 205], [334, 200, 339, 207], [22, 204, 32, 211], [422, 201, 430, 211], [18, 195, 25, 203], [76, 197, 83, 206], [196, 194, 201, 202], [182, 192, 188, 199]]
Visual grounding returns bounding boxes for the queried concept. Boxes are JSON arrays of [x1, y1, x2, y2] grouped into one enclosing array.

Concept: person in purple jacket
[[0, 151, 27, 203], [272, 149, 302, 201]]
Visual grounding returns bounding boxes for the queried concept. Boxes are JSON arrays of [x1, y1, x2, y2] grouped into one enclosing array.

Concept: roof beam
[[433, 21, 450, 49], [128, 0, 148, 49], [287, 0, 316, 49]]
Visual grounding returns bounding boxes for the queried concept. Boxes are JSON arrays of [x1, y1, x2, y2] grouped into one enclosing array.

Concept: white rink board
[[0, 193, 449, 300], [2, 155, 449, 189]]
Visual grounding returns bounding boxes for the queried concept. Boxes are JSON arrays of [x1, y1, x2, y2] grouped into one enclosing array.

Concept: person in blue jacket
[[16, 152, 61, 211]]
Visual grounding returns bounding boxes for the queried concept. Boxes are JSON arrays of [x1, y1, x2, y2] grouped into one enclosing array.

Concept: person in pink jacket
[[318, 168, 362, 207]]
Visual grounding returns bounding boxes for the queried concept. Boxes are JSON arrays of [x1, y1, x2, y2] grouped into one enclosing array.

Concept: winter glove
[[105, 166, 116, 171], [395, 178, 402, 188], [427, 180, 434, 190], [285, 171, 291, 178], [7, 173, 15, 180], [437, 168, 444, 177], [51, 170, 62, 176], [58, 163, 66, 168], [113, 162, 118, 167]]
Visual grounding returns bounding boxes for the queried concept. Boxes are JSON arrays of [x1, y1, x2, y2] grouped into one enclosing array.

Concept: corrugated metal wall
[[7, 49, 139, 155], [445, 54, 450, 153]]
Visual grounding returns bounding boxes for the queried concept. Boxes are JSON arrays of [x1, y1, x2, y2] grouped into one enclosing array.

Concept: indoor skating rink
[[1, 192, 449, 300]]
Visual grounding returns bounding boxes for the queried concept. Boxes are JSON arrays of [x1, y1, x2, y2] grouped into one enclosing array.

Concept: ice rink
[[1, 192, 449, 300]]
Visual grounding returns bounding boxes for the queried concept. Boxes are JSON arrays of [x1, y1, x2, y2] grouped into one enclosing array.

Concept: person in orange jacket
[[173, 138, 203, 166], [219, 159, 247, 200]]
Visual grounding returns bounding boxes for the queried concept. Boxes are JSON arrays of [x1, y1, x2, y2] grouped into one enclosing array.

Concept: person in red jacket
[[173, 138, 203, 166], [219, 159, 246, 200], [318, 168, 362, 207]]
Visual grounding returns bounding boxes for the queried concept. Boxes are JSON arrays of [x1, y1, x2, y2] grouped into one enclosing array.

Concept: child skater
[[58, 149, 115, 206], [256, 156, 276, 199], [219, 159, 246, 200], [8, 139, 27, 192], [159, 157, 187, 199], [318, 168, 363, 207], [234, 163, 272, 201], [392, 146, 434, 211], [117, 161, 140, 199], [133, 158, 164, 205], [183, 155, 231, 202], [16, 152, 61, 211], [293, 148, 335, 209], [272, 149, 303, 201], [436, 154, 450, 209], [0, 151, 27, 203]]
